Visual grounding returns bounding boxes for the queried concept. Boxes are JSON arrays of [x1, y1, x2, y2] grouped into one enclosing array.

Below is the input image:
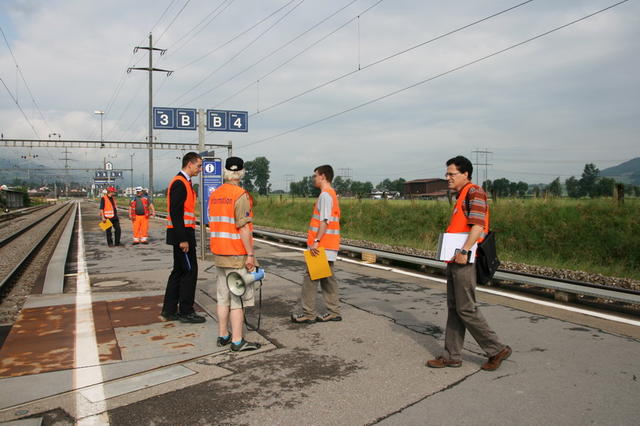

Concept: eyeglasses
[[444, 172, 462, 178]]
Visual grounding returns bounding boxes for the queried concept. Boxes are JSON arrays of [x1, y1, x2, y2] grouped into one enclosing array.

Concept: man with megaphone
[[208, 157, 261, 352]]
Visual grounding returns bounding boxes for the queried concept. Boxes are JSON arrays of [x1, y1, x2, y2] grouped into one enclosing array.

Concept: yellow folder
[[304, 247, 333, 280], [98, 219, 113, 231]]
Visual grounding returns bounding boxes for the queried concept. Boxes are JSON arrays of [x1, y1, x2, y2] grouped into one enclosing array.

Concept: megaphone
[[226, 267, 265, 297]]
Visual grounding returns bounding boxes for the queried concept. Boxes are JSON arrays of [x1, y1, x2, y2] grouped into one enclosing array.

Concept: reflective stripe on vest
[[307, 187, 341, 250], [446, 183, 489, 248], [208, 183, 253, 255], [166, 174, 196, 229], [102, 195, 116, 218]]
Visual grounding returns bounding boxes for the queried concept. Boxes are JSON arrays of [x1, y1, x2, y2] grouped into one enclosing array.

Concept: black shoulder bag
[[465, 193, 500, 284]]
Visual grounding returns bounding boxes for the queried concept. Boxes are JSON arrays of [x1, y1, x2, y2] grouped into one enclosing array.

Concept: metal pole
[[227, 140, 232, 157], [130, 153, 135, 191], [198, 109, 206, 260], [148, 33, 154, 200]]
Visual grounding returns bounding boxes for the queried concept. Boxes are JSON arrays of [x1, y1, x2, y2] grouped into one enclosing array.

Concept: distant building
[[370, 190, 400, 199], [404, 178, 448, 200], [0, 187, 25, 209]]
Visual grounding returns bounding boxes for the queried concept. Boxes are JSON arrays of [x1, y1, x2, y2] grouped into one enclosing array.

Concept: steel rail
[[252, 228, 640, 305], [0, 203, 69, 247], [0, 202, 74, 293]]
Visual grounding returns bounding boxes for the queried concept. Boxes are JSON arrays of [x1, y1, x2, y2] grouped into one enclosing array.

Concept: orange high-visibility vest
[[208, 183, 253, 255], [307, 187, 340, 250], [129, 196, 149, 218], [166, 174, 196, 229], [446, 182, 489, 244], [101, 195, 116, 218]]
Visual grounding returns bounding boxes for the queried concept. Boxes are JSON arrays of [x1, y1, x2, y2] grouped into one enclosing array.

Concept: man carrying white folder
[[427, 156, 511, 371]]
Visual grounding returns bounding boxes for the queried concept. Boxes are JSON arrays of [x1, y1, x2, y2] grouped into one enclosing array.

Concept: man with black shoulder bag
[[427, 155, 511, 371]]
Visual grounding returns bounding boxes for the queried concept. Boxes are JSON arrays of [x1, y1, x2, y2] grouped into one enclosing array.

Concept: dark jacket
[[166, 173, 196, 246]]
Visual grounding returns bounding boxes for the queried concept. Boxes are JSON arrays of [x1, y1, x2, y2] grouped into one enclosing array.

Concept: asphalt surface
[[0, 200, 638, 425]]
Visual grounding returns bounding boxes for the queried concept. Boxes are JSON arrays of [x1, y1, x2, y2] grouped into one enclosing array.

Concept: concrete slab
[[80, 365, 196, 403], [0, 418, 42, 426]]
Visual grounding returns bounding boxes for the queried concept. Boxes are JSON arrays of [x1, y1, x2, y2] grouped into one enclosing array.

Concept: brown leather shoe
[[426, 356, 462, 368], [481, 345, 512, 371]]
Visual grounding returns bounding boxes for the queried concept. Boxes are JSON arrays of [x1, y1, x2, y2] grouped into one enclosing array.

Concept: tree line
[[483, 163, 640, 198]]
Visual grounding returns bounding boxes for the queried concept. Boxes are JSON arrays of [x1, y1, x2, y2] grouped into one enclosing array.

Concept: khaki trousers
[[444, 262, 504, 361], [301, 262, 340, 317]]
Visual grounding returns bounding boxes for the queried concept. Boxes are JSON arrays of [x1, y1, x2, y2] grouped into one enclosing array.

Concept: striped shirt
[[457, 184, 487, 227]]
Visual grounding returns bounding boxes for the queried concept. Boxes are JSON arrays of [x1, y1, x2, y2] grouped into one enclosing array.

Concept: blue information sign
[[201, 158, 223, 225], [227, 111, 248, 132], [153, 107, 175, 129]]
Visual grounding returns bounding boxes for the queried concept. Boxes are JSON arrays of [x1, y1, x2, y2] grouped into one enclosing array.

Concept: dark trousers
[[162, 243, 198, 315], [105, 218, 121, 246]]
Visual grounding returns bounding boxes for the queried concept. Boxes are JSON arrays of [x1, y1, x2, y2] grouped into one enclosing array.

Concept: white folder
[[436, 233, 477, 263]]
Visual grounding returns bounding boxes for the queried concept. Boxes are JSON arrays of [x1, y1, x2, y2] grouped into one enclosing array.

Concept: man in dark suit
[[161, 152, 205, 323]]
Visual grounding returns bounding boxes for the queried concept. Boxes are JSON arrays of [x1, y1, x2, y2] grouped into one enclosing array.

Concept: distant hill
[[601, 157, 640, 186]]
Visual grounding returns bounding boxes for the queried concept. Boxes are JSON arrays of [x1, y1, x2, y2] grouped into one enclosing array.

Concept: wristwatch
[[459, 249, 469, 256]]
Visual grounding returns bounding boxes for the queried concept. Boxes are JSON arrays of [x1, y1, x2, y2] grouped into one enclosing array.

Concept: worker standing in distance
[[100, 186, 122, 247], [209, 157, 261, 351], [291, 164, 342, 324], [161, 152, 206, 323], [129, 186, 155, 245], [427, 155, 511, 371]]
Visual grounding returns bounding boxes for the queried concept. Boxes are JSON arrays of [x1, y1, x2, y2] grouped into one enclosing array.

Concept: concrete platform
[[0, 201, 639, 425]]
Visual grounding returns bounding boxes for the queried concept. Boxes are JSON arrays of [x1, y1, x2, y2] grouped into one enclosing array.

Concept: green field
[[130, 195, 640, 280]]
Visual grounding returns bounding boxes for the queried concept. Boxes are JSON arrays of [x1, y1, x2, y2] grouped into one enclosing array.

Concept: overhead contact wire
[[238, 0, 629, 149]]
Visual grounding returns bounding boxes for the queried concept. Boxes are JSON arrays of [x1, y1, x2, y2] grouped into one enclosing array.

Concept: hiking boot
[[426, 356, 462, 368], [217, 335, 232, 347], [291, 313, 315, 324], [316, 313, 342, 322], [481, 345, 512, 371], [178, 312, 206, 323], [230, 339, 261, 352], [160, 311, 179, 321]]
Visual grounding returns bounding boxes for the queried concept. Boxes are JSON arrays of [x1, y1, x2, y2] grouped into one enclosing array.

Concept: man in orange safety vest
[[129, 186, 155, 244], [291, 164, 342, 324], [427, 155, 511, 371]]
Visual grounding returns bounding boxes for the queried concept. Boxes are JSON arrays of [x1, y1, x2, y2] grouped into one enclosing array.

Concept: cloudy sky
[[1, 0, 638, 190]]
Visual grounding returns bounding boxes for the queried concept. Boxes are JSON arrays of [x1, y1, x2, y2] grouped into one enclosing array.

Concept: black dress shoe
[[160, 311, 179, 321], [178, 312, 206, 323]]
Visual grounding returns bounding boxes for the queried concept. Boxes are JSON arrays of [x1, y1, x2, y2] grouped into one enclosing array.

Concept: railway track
[[0, 202, 76, 300], [250, 228, 640, 313], [150, 210, 640, 307], [0, 204, 50, 225]]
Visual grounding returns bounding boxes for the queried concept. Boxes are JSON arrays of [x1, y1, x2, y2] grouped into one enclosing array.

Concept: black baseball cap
[[225, 156, 244, 171]]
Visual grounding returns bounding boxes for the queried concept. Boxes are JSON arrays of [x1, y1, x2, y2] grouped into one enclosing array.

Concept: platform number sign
[[227, 111, 248, 132], [153, 107, 196, 130], [154, 107, 248, 132], [153, 108, 175, 129], [207, 110, 247, 132], [206, 110, 228, 131], [176, 108, 197, 130]]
